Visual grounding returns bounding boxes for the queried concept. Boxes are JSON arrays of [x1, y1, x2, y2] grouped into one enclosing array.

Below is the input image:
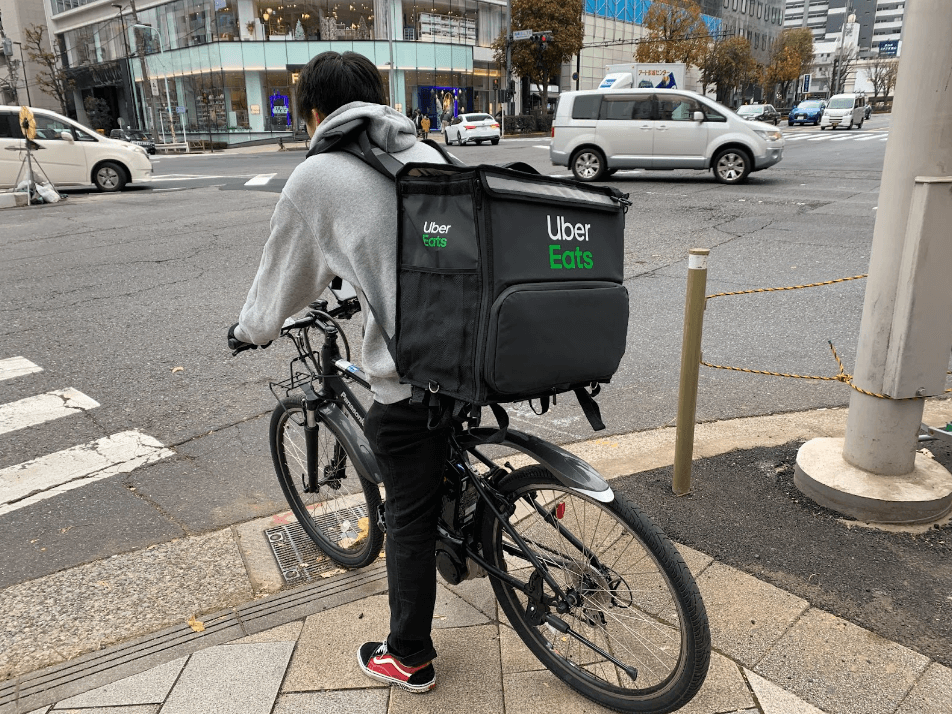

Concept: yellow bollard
[[673, 248, 710, 495]]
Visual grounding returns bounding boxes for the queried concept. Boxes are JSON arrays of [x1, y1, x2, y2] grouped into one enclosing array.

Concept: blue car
[[788, 99, 827, 126]]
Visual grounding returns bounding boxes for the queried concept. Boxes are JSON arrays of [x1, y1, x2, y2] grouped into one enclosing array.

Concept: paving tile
[[498, 621, 545, 675], [50, 704, 162, 714], [695, 562, 809, 668], [432, 584, 491, 629], [390, 625, 502, 714], [676, 652, 755, 714], [442, 575, 497, 619], [503, 668, 617, 713], [230, 621, 304, 645], [24, 708, 51, 714], [673, 541, 715, 578], [0, 529, 252, 680], [160, 642, 295, 714], [755, 608, 931, 714], [744, 669, 827, 714], [502, 653, 751, 714], [282, 594, 390, 692], [271, 690, 390, 714], [894, 662, 952, 714], [54, 657, 187, 708]]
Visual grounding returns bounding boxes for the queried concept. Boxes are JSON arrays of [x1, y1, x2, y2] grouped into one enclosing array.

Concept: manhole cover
[[264, 521, 342, 584]]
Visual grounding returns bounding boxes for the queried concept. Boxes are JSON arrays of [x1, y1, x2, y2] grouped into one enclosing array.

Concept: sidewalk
[[2, 403, 951, 714]]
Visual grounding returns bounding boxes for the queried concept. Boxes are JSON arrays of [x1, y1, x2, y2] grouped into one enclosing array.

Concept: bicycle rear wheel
[[481, 466, 710, 713], [270, 398, 383, 568]]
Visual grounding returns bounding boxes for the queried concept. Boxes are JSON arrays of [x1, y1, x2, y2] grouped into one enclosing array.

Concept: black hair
[[296, 51, 386, 120]]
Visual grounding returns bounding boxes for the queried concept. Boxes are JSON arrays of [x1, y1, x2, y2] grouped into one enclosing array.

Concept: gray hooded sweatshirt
[[235, 102, 445, 404]]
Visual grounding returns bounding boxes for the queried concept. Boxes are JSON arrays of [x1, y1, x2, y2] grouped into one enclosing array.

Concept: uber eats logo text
[[422, 220, 449, 248], [547, 215, 594, 270]]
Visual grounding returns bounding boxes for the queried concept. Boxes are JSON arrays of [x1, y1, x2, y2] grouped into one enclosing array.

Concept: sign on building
[[801, 73, 811, 93], [879, 40, 899, 57]]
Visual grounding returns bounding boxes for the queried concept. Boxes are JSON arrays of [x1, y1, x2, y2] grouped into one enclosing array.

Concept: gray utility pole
[[505, 0, 513, 117], [13, 41, 31, 105], [127, 0, 159, 137], [794, 0, 952, 524]]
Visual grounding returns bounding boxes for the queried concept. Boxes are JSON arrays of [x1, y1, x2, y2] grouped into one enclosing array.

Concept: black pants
[[365, 398, 448, 667]]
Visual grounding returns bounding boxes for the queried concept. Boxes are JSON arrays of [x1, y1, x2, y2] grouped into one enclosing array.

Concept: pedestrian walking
[[420, 113, 430, 135]]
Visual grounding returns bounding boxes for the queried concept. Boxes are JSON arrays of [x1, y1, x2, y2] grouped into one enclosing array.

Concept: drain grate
[[265, 522, 342, 584]]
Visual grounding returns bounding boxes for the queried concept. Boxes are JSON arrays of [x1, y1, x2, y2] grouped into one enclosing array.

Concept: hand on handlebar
[[228, 323, 271, 355]]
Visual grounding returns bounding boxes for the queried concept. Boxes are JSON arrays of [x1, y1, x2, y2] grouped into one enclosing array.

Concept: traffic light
[[493, 78, 498, 90], [531, 31, 553, 49]]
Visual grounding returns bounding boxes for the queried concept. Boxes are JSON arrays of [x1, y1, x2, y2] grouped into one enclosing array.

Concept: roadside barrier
[[672, 252, 952, 494]]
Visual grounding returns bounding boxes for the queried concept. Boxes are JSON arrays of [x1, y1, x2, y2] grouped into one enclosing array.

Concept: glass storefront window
[[253, 1, 374, 41], [402, 0, 478, 44]]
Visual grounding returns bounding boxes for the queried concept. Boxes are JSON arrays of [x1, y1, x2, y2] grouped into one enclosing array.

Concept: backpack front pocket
[[483, 282, 629, 397]]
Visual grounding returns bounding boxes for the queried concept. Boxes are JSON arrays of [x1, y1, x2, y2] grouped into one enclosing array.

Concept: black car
[[110, 128, 156, 154], [736, 103, 780, 126]]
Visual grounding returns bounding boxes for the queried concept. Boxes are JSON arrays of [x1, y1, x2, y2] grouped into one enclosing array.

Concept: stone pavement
[[3, 403, 952, 714]]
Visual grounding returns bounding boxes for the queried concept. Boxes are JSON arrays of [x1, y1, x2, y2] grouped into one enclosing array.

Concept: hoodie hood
[[308, 102, 416, 154]]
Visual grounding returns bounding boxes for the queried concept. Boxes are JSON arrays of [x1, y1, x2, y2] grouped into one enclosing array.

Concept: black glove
[[228, 323, 270, 354]]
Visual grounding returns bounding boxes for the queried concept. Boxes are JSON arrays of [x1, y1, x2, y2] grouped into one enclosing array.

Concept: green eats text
[[549, 244, 594, 270]]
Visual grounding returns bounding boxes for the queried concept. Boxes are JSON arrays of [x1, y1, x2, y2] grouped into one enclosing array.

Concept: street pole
[[113, 4, 141, 129], [13, 42, 31, 105], [128, 1, 160, 139], [794, 0, 952, 523], [505, 0, 513, 118]]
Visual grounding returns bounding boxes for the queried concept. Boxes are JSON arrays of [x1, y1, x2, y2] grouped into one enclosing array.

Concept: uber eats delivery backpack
[[308, 119, 631, 434]]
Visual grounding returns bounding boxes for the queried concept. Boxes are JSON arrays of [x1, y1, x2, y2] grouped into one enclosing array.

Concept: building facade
[[0, 0, 62, 111], [783, 0, 906, 55], [716, 0, 786, 63], [45, 0, 506, 144]]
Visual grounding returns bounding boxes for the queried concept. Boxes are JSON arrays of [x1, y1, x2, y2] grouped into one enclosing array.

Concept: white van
[[0, 105, 153, 191], [819, 93, 866, 130], [550, 89, 783, 184]]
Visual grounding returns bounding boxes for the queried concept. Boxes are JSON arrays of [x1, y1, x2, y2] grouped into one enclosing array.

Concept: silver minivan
[[550, 89, 784, 184]]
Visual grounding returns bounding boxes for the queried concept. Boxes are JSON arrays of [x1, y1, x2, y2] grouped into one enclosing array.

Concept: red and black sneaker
[[357, 641, 436, 693]]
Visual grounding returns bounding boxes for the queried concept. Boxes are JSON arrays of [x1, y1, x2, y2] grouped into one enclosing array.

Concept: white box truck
[[599, 63, 686, 91]]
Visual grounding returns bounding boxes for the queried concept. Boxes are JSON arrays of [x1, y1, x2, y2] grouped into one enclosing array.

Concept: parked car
[[0, 105, 152, 191], [820, 93, 867, 130], [788, 99, 827, 126], [443, 113, 500, 146], [736, 103, 780, 125], [550, 88, 784, 184], [110, 128, 156, 154]]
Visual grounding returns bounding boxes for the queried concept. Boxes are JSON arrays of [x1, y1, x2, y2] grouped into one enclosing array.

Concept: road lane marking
[[0, 357, 42, 382], [783, 136, 812, 141], [808, 135, 832, 141], [830, 136, 854, 141], [533, 145, 550, 149], [855, 134, 884, 141], [880, 136, 888, 141], [0, 430, 173, 516], [149, 174, 254, 182], [245, 173, 277, 186], [0, 389, 99, 436]]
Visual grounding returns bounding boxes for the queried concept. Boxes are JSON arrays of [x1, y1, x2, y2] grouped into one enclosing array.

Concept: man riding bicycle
[[228, 51, 447, 693]]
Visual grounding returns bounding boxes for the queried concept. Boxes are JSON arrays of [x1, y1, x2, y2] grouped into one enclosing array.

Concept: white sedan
[[443, 113, 500, 146]]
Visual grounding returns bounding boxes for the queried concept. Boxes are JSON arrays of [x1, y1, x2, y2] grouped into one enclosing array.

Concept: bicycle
[[232, 286, 711, 714]]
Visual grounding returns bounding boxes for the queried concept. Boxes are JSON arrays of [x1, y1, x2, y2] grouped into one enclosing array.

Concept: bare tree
[[24, 24, 72, 114], [868, 54, 899, 108], [830, 46, 858, 95]]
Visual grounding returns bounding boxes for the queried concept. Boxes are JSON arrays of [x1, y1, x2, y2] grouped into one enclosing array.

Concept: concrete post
[[794, 0, 952, 524]]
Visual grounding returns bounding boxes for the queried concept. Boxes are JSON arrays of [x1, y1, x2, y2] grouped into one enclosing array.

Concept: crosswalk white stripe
[[0, 430, 173, 516], [783, 136, 812, 141], [880, 136, 888, 141], [830, 136, 853, 141], [0, 357, 43, 382], [855, 134, 883, 141], [0, 389, 100, 436], [244, 173, 277, 186], [808, 135, 832, 141]]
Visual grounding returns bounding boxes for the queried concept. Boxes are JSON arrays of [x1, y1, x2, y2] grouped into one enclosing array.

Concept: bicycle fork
[[302, 384, 322, 493]]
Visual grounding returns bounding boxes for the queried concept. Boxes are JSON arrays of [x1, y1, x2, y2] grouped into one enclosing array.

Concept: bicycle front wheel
[[481, 466, 710, 713], [270, 398, 383, 568]]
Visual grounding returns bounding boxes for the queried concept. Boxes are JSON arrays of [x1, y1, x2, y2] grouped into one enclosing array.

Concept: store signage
[[512, 29, 533, 41], [250, 105, 260, 114], [175, 106, 187, 113], [879, 40, 898, 57], [801, 73, 811, 93]]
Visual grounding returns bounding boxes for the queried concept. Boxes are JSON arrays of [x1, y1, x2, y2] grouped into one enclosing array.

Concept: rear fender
[[458, 428, 613, 503]]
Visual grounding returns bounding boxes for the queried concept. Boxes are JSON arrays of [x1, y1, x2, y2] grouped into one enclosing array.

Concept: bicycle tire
[[480, 466, 710, 713], [270, 398, 384, 568]]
